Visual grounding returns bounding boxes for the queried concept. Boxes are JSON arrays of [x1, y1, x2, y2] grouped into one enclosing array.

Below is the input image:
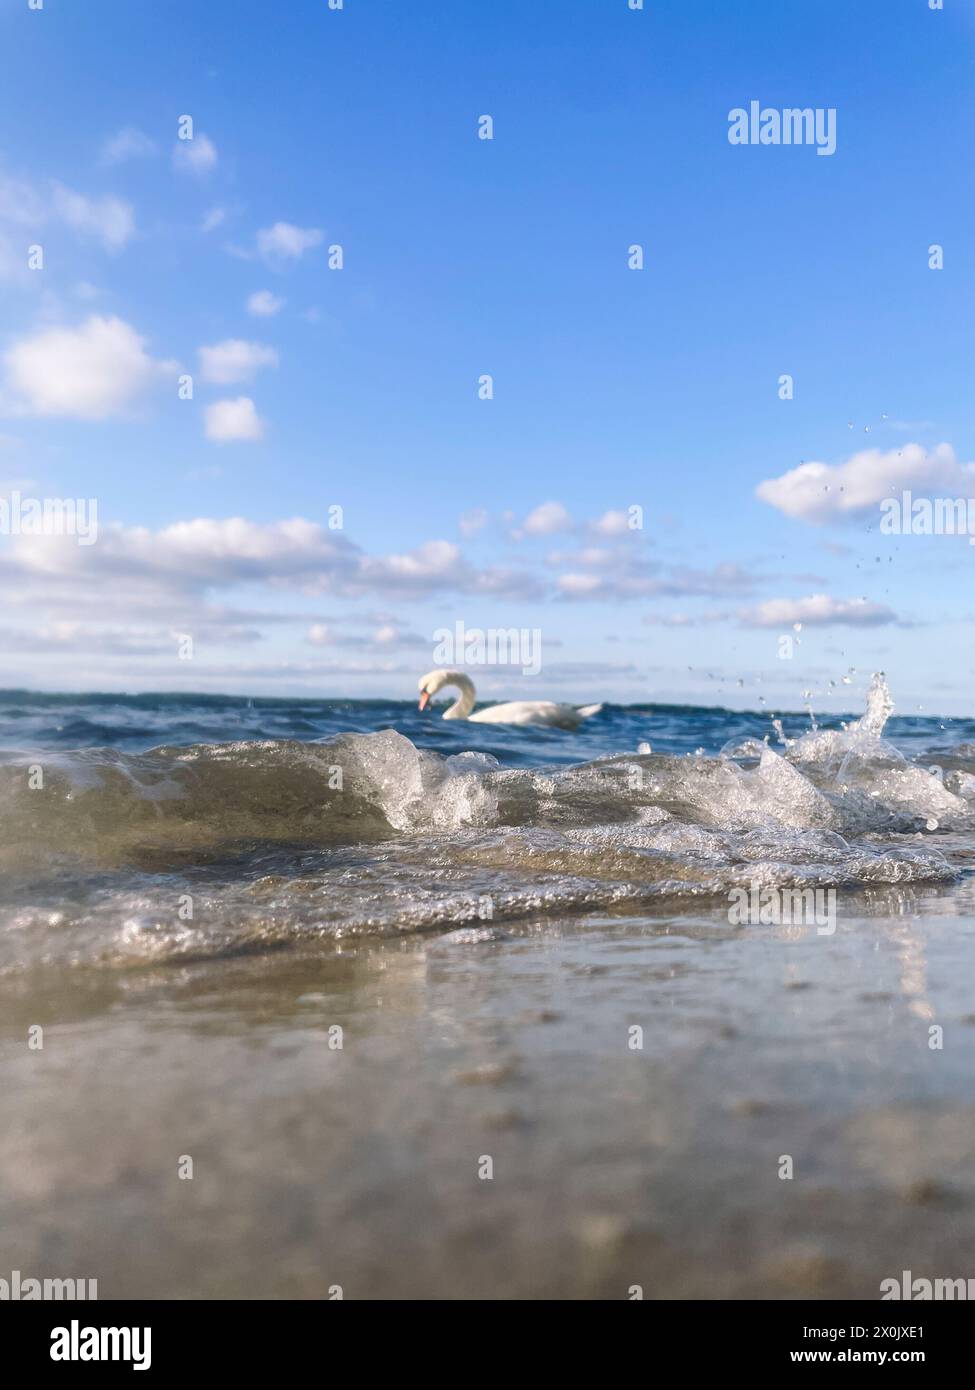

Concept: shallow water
[[2, 679, 974, 1298]]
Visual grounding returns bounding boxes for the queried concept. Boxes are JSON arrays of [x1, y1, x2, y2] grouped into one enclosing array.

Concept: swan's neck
[[442, 672, 476, 719]]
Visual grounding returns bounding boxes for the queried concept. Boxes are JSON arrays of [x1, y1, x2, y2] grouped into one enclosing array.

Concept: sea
[[2, 677, 974, 1298]]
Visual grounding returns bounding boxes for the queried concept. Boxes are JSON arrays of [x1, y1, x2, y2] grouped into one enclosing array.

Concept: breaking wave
[[0, 676, 968, 973]]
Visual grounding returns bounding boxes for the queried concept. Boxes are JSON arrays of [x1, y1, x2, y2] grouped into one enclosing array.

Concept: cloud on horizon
[[757, 443, 975, 524], [737, 594, 900, 627]]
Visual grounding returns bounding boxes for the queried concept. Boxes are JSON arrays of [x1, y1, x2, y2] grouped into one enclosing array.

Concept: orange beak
[[418, 690, 431, 712]]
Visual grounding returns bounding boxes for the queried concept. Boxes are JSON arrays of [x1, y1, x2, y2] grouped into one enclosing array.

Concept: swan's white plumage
[[417, 670, 602, 731]]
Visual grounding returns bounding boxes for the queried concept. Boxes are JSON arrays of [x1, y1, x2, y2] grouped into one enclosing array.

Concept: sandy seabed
[[4, 889, 974, 1301]]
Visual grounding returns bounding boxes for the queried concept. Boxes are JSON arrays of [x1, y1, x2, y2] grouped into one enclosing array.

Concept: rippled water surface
[[2, 680, 974, 1298]]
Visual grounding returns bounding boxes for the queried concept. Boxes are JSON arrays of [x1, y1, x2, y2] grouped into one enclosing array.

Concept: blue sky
[[1, 0, 973, 713]]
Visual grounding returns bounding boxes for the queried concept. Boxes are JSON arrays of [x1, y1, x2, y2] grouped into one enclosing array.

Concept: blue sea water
[[0, 687, 971, 763]]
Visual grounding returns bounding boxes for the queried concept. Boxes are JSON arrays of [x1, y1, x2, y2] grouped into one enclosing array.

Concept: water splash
[[856, 672, 895, 738]]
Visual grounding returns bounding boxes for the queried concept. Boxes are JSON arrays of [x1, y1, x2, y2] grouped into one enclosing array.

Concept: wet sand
[[4, 885, 975, 1300]]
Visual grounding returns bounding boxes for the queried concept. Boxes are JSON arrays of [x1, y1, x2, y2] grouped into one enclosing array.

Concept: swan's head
[[418, 669, 474, 712], [417, 668, 449, 712]]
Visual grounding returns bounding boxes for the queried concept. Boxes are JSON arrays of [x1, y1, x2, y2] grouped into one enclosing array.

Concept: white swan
[[417, 669, 603, 730]]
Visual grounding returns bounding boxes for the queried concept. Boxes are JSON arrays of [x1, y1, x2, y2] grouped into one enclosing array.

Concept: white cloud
[[73, 517, 351, 584], [305, 621, 423, 650], [756, 443, 975, 524], [592, 509, 631, 536], [256, 221, 323, 264], [100, 127, 157, 166], [247, 289, 284, 317], [739, 595, 898, 627], [0, 516, 513, 603], [519, 500, 573, 537], [172, 134, 218, 175], [355, 539, 541, 599], [204, 396, 265, 443], [0, 621, 262, 656], [3, 315, 174, 420], [0, 509, 561, 686], [556, 561, 755, 602], [359, 539, 461, 586], [198, 339, 278, 385], [514, 503, 640, 540], [0, 173, 135, 264], [558, 572, 602, 596], [51, 184, 135, 250]]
